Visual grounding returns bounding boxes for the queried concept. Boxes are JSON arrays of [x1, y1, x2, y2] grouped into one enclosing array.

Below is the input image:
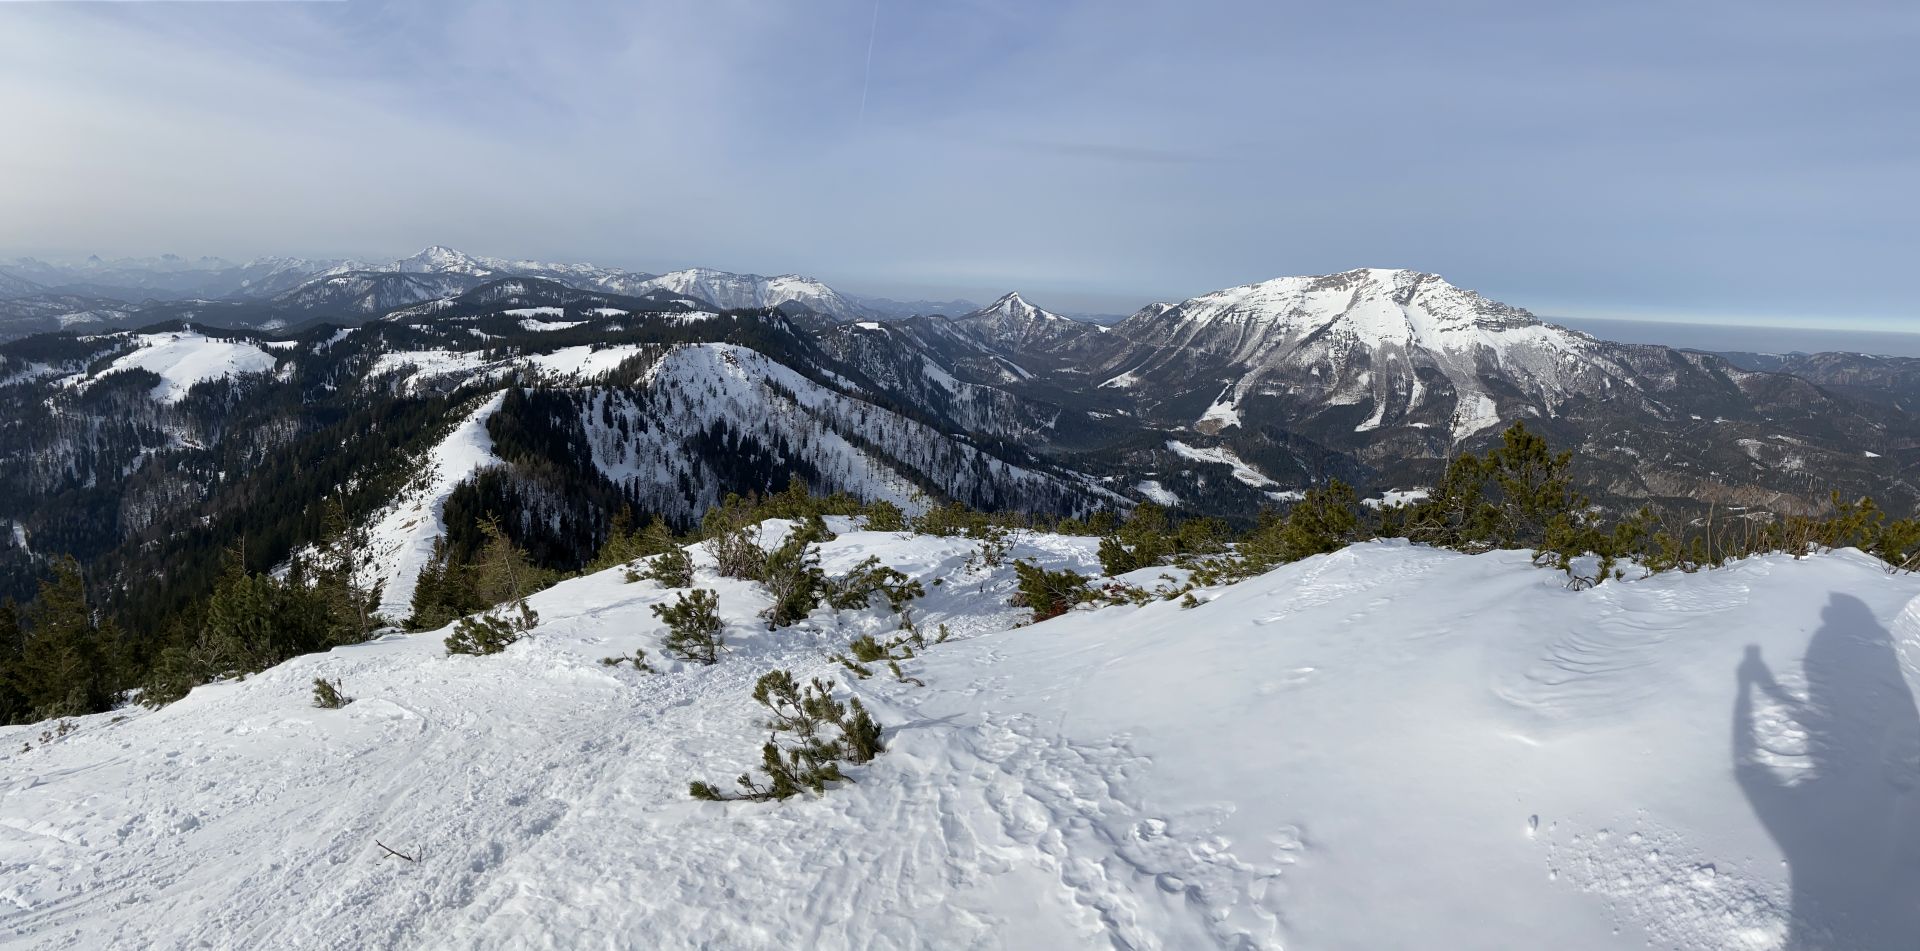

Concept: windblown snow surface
[[4, 531, 1918, 950]]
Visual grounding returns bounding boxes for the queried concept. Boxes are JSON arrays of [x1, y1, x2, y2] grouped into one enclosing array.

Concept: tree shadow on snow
[[1734, 593, 1920, 949]]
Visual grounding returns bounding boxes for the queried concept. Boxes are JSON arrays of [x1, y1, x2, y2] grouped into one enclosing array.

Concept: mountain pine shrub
[[311, 677, 352, 709], [654, 588, 722, 664], [1242, 480, 1369, 570], [590, 508, 677, 573], [1097, 503, 1173, 574], [632, 545, 694, 588], [759, 533, 825, 628], [1011, 560, 1094, 623], [826, 557, 924, 613], [444, 599, 538, 656], [839, 698, 884, 763], [703, 498, 767, 580], [861, 499, 907, 532], [832, 631, 924, 683], [689, 669, 884, 801], [911, 501, 994, 538], [599, 648, 657, 673], [967, 524, 1015, 571]]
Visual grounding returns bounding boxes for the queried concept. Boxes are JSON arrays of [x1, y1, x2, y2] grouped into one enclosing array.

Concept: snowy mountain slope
[[336, 249, 959, 324], [628, 268, 875, 320], [812, 321, 1066, 439], [378, 246, 657, 294], [360, 392, 508, 618], [571, 343, 1111, 521], [0, 295, 137, 341], [948, 291, 1106, 353], [5, 534, 1916, 949], [0, 271, 43, 299], [1059, 268, 1920, 513], [271, 271, 485, 315], [375, 277, 701, 326], [0, 255, 354, 303], [1098, 267, 1634, 440], [843, 293, 981, 320], [899, 542, 1920, 949], [62, 329, 279, 403]]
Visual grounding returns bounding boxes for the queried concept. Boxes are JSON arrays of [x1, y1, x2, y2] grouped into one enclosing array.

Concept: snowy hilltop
[[5, 517, 1917, 949]]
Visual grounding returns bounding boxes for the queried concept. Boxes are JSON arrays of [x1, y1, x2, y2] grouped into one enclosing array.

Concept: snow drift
[[3, 532, 1917, 949]]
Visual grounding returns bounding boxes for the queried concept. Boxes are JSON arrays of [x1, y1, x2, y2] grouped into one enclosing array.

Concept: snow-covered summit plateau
[[3, 530, 1917, 949]]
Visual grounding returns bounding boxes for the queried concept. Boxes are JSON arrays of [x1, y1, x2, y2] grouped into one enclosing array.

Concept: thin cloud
[[1004, 139, 1222, 166], [0, 0, 1911, 327]]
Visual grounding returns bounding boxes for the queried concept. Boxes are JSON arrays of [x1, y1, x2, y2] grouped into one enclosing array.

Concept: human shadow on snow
[[1734, 593, 1920, 949]]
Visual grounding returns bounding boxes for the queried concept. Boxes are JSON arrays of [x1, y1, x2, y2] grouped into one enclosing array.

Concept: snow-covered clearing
[[368, 350, 493, 392], [1166, 439, 1276, 489], [1196, 384, 1242, 430], [523, 344, 646, 381], [1135, 480, 1180, 506], [4, 534, 1917, 949], [1365, 486, 1432, 508], [70, 331, 278, 403]]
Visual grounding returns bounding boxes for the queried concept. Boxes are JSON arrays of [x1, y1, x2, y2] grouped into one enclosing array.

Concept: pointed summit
[[391, 246, 500, 276], [966, 291, 1067, 324], [945, 291, 1102, 352]]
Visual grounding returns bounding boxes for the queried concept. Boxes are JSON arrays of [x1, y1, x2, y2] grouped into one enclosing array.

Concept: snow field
[[3, 531, 1918, 949]]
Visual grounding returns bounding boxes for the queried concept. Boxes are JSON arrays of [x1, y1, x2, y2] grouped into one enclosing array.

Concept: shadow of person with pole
[[1734, 593, 1920, 949]]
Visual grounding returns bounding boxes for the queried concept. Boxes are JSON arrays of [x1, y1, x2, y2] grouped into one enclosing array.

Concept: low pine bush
[[632, 545, 694, 588], [861, 499, 907, 532], [444, 599, 538, 656], [1010, 560, 1094, 623], [688, 669, 887, 801], [654, 588, 723, 665], [826, 557, 924, 614], [311, 677, 352, 709]]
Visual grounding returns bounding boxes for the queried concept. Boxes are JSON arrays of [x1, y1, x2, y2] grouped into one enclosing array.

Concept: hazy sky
[[1, 1, 1914, 326]]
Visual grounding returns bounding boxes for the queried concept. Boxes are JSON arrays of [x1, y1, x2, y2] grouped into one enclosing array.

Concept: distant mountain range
[[3, 252, 1917, 612], [0, 247, 983, 340]]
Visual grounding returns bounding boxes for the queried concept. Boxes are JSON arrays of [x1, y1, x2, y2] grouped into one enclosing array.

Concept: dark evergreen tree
[[0, 598, 29, 723], [16, 557, 120, 720]]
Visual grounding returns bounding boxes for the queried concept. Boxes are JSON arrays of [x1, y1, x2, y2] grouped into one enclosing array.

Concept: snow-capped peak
[[965, 291, 1069, 324], [1109, 268, 1617, 440], [1148, 267, 1552, 354], [390, 246, 503, 277], [631, 268, 869, 319]]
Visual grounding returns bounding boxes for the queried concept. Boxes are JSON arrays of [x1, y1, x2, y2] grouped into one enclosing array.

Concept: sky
[[0, 0, 1915, 328]]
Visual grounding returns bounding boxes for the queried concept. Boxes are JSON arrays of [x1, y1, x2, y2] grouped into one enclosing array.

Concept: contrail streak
[[858, 0, 880, 127]]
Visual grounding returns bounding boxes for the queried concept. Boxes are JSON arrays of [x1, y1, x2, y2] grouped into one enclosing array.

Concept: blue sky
[[0, 0, 1914, 327]]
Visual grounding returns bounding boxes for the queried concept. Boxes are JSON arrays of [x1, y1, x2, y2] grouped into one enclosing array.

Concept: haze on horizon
[[0, 0, 1913, 331]]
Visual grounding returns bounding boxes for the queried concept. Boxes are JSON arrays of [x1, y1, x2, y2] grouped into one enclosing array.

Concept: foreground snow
[[3, 533, 1917, 949]]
